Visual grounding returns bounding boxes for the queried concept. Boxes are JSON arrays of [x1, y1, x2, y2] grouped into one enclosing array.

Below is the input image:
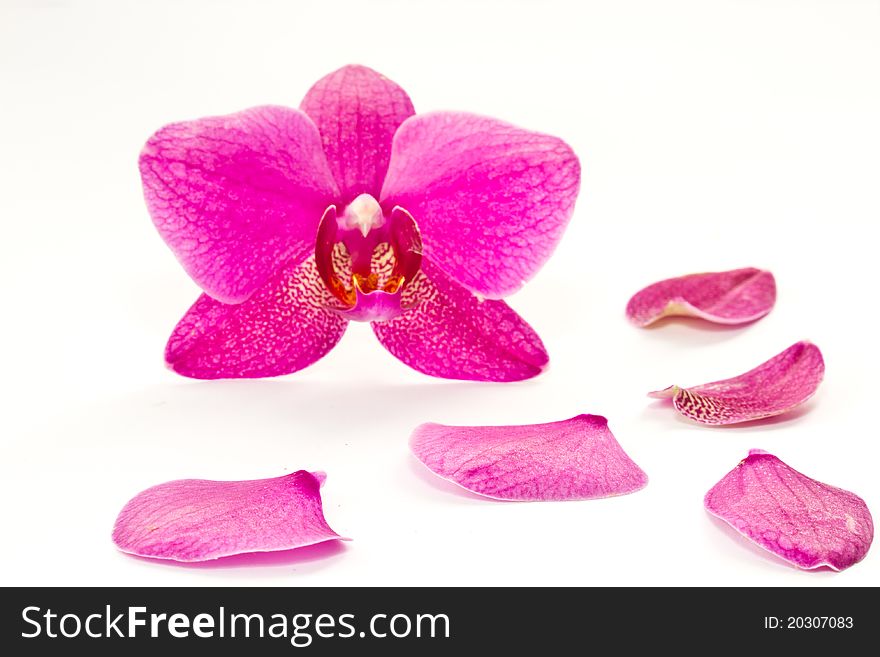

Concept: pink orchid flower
[[140, 65, 580, 382]]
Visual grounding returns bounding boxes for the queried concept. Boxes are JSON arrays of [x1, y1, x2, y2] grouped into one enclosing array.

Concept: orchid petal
[[381, 112, 580, 299], [372, 260, 548, 381], [140, 106, 339, 304], [113, 471, 344, 562], [301, 65, 415, 204], [166, 258, 348, 379], [705, 450, 873, 571], [649, 341, 824, 425], [626, 268, 776, 327], [411, 415, 648, 501]]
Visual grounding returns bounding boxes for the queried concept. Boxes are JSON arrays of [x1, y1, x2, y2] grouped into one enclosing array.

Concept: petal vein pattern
[[113, 471, 345, 562], [410, 415, 648, 501], [381, 112, 580, 298], [706, 450, 873, 571], [140, 106, 338, 303]]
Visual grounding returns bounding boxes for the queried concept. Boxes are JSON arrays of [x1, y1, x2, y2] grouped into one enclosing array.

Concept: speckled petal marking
[[626, 268, 776, 326], [139, 106, 339, 304], [411, 415, 648, 501], [705, 450, 873, 571], [371, 260, 548, 382], [166, 258, 348, 379], [301, 65, 415, 204], [112, 471, 344, 562], [649, 341, 824, 425], [381, 112, 580, 299]]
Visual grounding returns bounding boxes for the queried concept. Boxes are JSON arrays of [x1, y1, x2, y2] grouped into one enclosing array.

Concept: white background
[[1, 0, 878, 587]]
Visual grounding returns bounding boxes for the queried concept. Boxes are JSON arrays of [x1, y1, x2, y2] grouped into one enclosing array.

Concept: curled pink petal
[[301, 65, 415, 204], [650, 341, 824, 425], [140, 106, 339, 304], [372, 260, 548, 382], [626, 268, 776, 327], [705, 450, 873, 571], [113, 471, 345, 562], [166, 258, 348, 379], [381, 112, 580, 299], [411, 414, 648, 501]]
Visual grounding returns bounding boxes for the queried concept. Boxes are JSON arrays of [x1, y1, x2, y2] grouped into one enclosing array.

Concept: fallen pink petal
[[141, 65, 580, 381], [112, 471, 345, 563], [705, 450, 873, 571], [410, 414, 648, 501], [649, 340, 824, 425], [626, 268, 776, 327]]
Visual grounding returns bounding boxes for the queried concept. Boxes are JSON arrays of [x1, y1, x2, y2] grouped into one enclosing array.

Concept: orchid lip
[[338, 282, 406, 322], [315, 199, 422, 322]]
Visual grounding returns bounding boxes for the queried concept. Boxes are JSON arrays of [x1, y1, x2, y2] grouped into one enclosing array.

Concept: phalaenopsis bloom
[[140, 65, 580, 381]]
